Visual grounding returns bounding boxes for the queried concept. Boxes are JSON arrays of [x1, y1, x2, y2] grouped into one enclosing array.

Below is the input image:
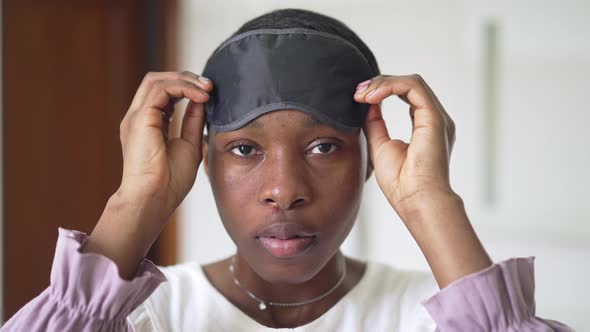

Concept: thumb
[[364, 103, 408, 194], [180, 100, 206, 153], [364, 103, 390, 154], [165, 101, 205, 205]]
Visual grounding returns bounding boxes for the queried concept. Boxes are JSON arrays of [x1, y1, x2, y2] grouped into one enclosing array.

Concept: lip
[[257, 222, 317, 239], [256, 223, 318, 258]]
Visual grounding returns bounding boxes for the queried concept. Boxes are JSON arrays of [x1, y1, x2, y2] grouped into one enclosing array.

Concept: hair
[[205, 8, 380, 132]]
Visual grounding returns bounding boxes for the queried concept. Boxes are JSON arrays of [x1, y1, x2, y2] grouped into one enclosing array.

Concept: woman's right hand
[[84, 71, 213, 279], [119, 71, 212, 217]]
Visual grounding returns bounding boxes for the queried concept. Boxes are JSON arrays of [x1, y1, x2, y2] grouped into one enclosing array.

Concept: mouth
[[256, 223, 318, 258]]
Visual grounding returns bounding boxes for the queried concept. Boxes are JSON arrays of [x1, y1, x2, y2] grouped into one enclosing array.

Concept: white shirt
[[127, 261, 439, 331]]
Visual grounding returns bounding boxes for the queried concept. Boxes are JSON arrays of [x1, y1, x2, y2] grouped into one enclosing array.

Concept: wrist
[[83, 190, 169, 279], [394, 190, 492, 288], [395, 188, 463, 226], [102, 189, 170, 249]]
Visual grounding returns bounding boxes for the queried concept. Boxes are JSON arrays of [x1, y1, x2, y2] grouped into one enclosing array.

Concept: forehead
[[242, 110, 324, 129], [212, 109, 336, 135]]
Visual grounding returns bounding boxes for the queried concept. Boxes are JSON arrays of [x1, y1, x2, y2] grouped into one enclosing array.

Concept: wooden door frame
[[1, 0, 179, 321]]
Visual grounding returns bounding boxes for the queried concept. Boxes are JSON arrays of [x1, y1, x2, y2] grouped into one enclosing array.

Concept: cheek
[[209, 151, 256, 198], [318, 143, 367, 249], [208, 155, 261, 237], [317, 155, 365, 231]]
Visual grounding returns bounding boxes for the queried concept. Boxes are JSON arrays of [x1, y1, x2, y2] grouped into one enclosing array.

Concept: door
[[2, 0, 179, 320]]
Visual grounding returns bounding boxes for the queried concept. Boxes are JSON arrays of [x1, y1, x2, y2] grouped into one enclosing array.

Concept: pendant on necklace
[[258, 302, 267, 310]]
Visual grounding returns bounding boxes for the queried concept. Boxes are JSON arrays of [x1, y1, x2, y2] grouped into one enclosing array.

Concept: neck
[[229, 251, 348, 327], [232, 250, 346, 304], [201, 251, 367, 328]]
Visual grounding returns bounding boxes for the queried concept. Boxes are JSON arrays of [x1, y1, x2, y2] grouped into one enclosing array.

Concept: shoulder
[[350, 260, 439, 331], [365, 261, 438, 298], [127, 261, 211, 331], [144, 261, 209, 305]]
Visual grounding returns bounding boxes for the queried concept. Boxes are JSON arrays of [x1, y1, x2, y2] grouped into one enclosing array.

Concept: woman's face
[[204, 109, 369, 284]]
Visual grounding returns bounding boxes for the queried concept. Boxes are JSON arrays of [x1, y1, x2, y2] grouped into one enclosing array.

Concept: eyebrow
[[244, 116, 324, 129]]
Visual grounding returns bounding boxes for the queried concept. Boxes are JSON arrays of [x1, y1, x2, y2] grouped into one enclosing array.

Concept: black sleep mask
[[202, 28, 376, 133]]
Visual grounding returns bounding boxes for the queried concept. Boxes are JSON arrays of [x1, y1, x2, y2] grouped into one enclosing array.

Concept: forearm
[[83, 188, 169, 280], [399, 191, 492, 288]]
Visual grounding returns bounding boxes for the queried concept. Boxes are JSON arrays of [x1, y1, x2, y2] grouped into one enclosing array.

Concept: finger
[[130, 71, 213, 111], [354, 76, 387, 104], [363, 102, 391, 152], [180, 101, 206, 154], [417, 78, 454, 128], [357, 75, 437, 111], [363, 103, 408, 185], [124, 80, 209, 145], [363, 103, 407, 167], [414, 78, 456, 153], [357, 75, 445, 137], [142, 79, 210, 112], [419, 78, 447, 117], [401, 76, 455, 138], [178, 70, 214, 92]]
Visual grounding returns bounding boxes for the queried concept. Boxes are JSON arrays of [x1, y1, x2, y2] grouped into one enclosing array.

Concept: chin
[[244, 239, 338, 285], [255, 258, 324, 285]]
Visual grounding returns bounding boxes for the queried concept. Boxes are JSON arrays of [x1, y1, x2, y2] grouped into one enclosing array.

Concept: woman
[[1, 8, 573, 331]]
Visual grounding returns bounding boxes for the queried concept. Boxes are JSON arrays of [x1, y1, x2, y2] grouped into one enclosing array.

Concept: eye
[[309, 143, 336, 154], [230, 144, 259, 157]]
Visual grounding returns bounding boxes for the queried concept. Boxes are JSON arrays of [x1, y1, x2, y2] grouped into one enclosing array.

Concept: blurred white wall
[[175, 1, 590, 330]]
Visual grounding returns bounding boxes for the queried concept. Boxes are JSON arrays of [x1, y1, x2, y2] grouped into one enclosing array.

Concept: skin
[[200, 111, 369, 327], [83, 71, 492, 328]]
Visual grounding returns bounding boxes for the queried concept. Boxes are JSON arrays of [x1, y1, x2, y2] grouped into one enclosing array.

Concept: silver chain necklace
[[228, 256, 347, 311]]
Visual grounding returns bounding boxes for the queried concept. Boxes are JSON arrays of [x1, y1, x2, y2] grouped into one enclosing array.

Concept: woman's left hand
[[354, 74, 456, 218], [354, 74, 492, 288]]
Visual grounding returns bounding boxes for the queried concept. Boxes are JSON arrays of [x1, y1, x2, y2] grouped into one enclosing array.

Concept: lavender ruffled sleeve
[[422, 257, 574, 331], [1, 228, 166, 332]]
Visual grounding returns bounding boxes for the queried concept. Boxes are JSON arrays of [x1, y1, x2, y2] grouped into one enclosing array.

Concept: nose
[[258, 153, 312, 210]]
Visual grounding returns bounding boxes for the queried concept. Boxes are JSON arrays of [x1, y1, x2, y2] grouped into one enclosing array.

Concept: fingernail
[[365, 88, 378, 98], [355, 84, 369, 94], [357, 79, 371, 88], [198, 76, 210, 83]]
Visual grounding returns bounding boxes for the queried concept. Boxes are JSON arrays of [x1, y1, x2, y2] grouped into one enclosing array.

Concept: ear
[[360, 128, 373, 181], [202, 134, 210, 178]]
